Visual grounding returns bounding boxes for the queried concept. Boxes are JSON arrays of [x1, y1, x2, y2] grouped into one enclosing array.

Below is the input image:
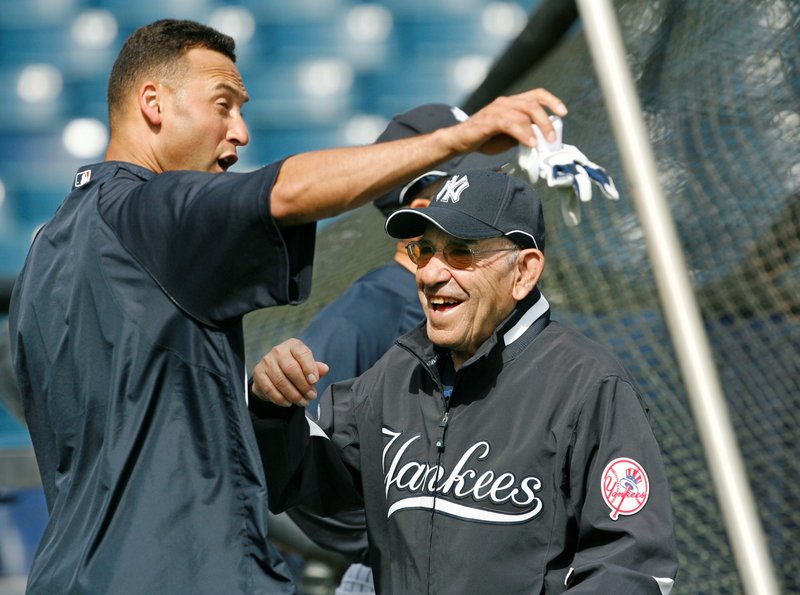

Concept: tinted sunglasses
[[406, 240, 518, 269]]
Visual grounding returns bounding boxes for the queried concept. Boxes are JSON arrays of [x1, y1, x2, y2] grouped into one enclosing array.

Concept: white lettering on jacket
[[382, 427, 543, 523]]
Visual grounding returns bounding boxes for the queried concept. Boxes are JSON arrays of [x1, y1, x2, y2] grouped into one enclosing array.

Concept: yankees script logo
[[436, 174, 470, 203], [382, 427, 543, 523]]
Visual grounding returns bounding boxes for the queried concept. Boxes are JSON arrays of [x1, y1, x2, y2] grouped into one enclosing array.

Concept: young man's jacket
[[9, 160, 316, 594], [251, 290, 678, 594]]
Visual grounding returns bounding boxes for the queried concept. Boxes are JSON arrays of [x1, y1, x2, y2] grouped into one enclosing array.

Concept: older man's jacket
[[251, 291, 678, 594]]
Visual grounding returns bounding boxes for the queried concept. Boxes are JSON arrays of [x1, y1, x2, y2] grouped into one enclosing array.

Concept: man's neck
[[104, 129, 160, 173]]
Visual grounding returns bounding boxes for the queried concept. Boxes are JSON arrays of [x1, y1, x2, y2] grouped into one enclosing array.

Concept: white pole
[[574, 1, 781, 593]]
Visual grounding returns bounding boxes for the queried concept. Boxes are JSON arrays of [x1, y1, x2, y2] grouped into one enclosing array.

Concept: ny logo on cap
[[436, 174, 470, 204]]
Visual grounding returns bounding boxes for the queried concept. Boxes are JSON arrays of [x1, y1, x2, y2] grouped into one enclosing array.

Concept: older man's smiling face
[[415, 226, 523, 369]]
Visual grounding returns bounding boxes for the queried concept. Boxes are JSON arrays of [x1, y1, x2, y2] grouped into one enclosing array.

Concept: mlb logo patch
[[75, 169, 92, 188]]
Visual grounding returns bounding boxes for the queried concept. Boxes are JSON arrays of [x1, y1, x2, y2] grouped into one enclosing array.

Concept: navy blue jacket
[[253, 292, 678, 594], [9, 161, 315, 594]]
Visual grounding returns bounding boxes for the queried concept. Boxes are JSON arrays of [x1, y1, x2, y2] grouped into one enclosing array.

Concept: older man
[[250, 169, 678, 594], [285, 103, 533, 594]]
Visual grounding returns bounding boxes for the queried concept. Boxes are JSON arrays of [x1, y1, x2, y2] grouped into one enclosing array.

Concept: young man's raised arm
[[270, 88, 567, 226]]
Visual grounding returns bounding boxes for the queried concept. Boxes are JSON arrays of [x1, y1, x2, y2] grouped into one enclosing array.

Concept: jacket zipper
[[428, 388, 454, 594], [409, 348, 451, 454], [436, 408, 449, 452]]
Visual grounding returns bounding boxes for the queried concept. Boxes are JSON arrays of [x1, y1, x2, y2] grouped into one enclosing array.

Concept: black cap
[[373, 104, 518, 217], [385, 169, 545, 251]]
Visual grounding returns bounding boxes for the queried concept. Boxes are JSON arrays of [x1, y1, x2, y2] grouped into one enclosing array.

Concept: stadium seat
[[359, 54, 487, 115], [0, 0, 80, 28], [0, 227, 34, 279], [237, 125, 348, 170], [240, 58, 359, 129], [236, 0, 347, 24], [98, 0, 218, 27]]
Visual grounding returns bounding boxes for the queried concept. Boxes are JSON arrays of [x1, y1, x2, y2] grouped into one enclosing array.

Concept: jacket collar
[[501, 290, 550, 347], [398, 288, 551, 378]]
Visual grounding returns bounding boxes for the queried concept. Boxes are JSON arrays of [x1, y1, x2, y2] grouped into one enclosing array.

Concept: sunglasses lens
[[408, 242, 478, 268], [443, 245, 474, 269], [408, 242, 434, 266]]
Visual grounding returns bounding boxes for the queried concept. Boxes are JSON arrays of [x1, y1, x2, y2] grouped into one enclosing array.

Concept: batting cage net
[[244, 1, 799, 592]]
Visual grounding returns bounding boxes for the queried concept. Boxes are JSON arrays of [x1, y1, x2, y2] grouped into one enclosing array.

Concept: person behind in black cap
[[281, 102, 559, 594], [249, 169, 678, 593]]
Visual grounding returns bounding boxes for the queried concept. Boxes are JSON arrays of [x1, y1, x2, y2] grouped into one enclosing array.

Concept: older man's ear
[[512, 249, 545, 301]]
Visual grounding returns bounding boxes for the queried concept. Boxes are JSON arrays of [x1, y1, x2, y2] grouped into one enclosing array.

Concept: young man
[[251, 169, 678, 593], [7, 18, 567, 595]]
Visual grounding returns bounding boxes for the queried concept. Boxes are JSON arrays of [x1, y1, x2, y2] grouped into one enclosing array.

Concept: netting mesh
[[245, 1, 800, 592]]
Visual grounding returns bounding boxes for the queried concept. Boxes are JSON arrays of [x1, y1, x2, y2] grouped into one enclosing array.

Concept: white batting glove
[[513, 116, 619, 226]]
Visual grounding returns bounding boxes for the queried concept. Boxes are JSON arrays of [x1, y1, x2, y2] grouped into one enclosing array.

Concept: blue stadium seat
[[0, 406, 29, 451], [378, 0, 480, 18], [0, 101, 67, 136], [98, 0, 220, 27], [0, 226, 34, 279], [256, 21, 346, 59], [236, 0, 348, 24], [240, 58, 359, 128], [358, 54, 483, 115], [0, 27, 74, 69], [0, 0, 81, 28], [62, 75, 111, 123], [0, 128, 87, 248], [252, 11, 398, 72], [393, 7, 525, 61], [237, 125, 347, 170], [4, 188, 64, 232], [2, 67, 111, 137], [0, 488, 48, 577], [0, 129, 85, 179]]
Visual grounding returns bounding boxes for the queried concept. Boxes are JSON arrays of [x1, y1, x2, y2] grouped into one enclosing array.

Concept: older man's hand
[[251, 338, 329, 408]]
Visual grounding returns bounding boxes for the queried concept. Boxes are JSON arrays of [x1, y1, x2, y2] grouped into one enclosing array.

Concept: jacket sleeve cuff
[[247, 377, 295, 420]]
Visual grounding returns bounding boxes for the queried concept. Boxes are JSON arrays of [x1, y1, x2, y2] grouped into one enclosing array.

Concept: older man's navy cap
[[385, 169, 545, 251], [372, 104, 517, 217]]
